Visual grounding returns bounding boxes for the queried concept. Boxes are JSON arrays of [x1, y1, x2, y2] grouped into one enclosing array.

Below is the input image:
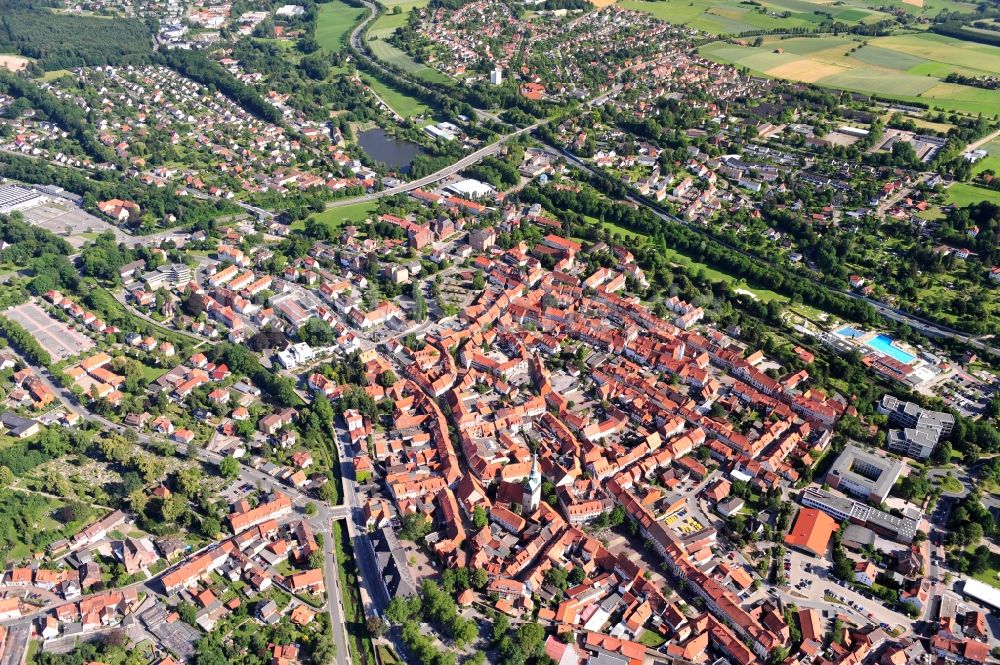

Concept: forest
[[0, 0, 152, 70]]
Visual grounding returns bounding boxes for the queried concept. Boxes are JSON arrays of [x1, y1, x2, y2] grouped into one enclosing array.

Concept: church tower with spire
[[522, 453, 541, 514]]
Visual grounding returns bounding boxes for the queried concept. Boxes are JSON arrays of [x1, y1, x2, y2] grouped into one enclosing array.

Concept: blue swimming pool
[[867, 335, 915, 364], [836, 326, 864, 339]]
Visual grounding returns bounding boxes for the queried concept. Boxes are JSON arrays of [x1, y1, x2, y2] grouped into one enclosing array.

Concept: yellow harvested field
[[0, 55, 30, 72], [767, 60, 846, 83], [593, 0, 616, 6], [901, 0, 923, 6]]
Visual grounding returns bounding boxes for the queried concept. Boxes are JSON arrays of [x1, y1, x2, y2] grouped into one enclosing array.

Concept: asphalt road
[[0, 623, 30, 665], [325, 123, 541, 209], [926, 467, 972, 499]]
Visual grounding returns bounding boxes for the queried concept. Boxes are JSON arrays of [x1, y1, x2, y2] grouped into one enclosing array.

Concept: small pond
[[357, 127, 425, 172]]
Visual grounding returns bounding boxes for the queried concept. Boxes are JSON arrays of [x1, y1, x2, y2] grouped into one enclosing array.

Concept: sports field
[[944, 182, 1000, 207], [618, 0, 975, 35], [316, 0, 368, 53], [700, 33, 1000, 115], [297, 201, 379, 234]]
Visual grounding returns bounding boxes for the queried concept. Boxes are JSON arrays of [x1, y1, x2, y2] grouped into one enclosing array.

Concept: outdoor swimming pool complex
[[836, 327, 864, 339], [866, 335, 916, 364], [835, 327, 917, 364]]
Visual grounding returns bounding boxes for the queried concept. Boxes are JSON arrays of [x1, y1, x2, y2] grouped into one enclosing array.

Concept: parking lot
[[4, 301, 95, 361], [783, 549, 911, 633], [930, 369, 997, 418], [20, 201, 119, 248]]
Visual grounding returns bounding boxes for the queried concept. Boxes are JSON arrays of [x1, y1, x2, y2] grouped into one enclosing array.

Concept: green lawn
[[141, 364, 168, 382], [971, 551, 1000, 590], [936, 474, 964, 494], [368, 9, 412, 39], [367, 38, 449, 83], [316, 0, 368, 53], [971, 139, 1000, 177], [945, 182, 1000, 207], [37, 69, 70, 82], [638, 630, 667, 648], [365, 0, 452, 86], [297, 201, 378, 233], [360, 73, 430, 118], [376, 646, 402, 665]]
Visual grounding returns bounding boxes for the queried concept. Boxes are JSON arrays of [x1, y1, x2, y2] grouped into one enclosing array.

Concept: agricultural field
[[617, 0, 975, 35], [315, 0, 368, 54], [700, 33, 1000, 115]]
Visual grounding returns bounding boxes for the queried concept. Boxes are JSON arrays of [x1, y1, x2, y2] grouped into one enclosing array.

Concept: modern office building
[[886, 427, 939, 460], [143, 263, 192, 290], [879, 394, 954, 460]]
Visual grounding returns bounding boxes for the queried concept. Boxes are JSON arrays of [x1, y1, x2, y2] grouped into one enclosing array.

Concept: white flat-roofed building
[[446, 178, 495, 199], [277, 342, 315, 369], [0, 185, 47, 214], [960, 578, 1000, 611]]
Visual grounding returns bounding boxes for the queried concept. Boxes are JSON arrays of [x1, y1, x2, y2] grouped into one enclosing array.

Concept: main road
[[325, 122, 541, 208]]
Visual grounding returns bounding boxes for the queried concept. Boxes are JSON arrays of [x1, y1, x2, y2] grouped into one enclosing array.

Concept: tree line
[[517, 178, 880, 326], [0, 152, 238, 230], [156, 49, 284, 125]]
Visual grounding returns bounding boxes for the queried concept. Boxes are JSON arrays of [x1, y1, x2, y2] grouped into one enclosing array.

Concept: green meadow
[[315, 0, 367, 53]]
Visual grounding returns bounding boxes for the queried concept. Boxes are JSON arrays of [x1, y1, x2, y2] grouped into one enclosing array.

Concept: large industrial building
[[0, 184, 47, 214]]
